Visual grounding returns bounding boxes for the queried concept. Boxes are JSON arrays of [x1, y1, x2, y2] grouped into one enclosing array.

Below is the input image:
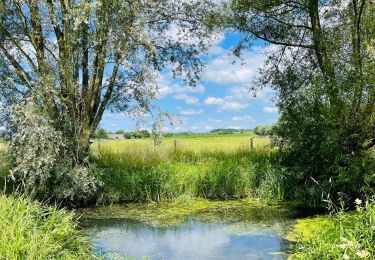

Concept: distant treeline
[[93, 125, 274, 139]]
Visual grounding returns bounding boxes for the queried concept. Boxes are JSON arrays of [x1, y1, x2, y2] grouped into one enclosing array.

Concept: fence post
[[249, 137, 254, 152], [174, 139, 177, 152]]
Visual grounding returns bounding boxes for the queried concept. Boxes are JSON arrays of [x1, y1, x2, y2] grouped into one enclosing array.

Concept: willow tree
[[0, 0, 215, 204], [227, 0, 375, 203]]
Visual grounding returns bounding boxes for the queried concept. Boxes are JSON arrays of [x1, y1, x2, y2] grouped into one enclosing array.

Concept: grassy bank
[[0, 194, 94, 259], [289, 200, 374, 259], [91, 138, 286, 204]]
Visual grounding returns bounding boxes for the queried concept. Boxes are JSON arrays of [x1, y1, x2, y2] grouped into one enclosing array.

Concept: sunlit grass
[[0, 194, 94, 259], [90, 136, 283, 204], [92, 135, 271, 154], [290, 201, 375, 259]]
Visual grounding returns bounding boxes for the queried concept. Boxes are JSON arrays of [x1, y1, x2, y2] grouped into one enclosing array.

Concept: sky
[[101, 33, 279, 133]]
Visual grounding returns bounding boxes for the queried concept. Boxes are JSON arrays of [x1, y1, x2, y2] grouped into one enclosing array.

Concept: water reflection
[[83, 218, 289, 259]]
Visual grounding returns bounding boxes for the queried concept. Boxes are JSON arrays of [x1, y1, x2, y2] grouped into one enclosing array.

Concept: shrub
[[0, 194, 93, 259], [8, 101, 100, 207]]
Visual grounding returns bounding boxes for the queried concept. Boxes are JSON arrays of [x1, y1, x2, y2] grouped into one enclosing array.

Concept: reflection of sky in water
[[85, 219, 288, 260]]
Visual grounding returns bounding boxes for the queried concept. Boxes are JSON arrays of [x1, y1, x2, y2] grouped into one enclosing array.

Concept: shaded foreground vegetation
[[0, 194, 93, 259]]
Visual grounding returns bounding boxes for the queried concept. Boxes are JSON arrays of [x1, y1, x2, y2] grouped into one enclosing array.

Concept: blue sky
[[101, 33, 279, 133]]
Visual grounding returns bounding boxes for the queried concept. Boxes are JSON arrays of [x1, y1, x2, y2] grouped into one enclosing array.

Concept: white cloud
[[232, 115, 254, 122], [204, 97, 225, 105], [204, 126, 213, 130], [156, 74, 205, 99], [208, 118, 222, 123], [173, 94, 200, 104], [263, 106, 278, 113], [220, 102, 248, 111], [203, 46, 276, 85], [228, 86, 275, 102], [204, 96, 248, 111], [180, 109, 203, 116]]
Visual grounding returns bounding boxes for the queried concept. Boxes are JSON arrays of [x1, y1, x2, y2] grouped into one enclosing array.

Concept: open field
[[90, 135, 284, 205], [93, 135, 270, 154]]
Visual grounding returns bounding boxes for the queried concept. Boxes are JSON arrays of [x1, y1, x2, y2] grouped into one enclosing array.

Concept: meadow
[[90, 135, 287, 205], [93, 134, 268, 153]]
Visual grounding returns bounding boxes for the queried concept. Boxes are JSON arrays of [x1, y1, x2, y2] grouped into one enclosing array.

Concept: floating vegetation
[[79, 197, 300, 231], [285, 216, 333, 242]]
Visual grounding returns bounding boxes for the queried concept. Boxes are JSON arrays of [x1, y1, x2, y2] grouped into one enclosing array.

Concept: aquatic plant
[[80, 197, 295, 228]]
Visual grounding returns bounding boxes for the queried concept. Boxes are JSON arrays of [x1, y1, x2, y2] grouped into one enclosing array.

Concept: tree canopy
[[226, 0, 375, 203]]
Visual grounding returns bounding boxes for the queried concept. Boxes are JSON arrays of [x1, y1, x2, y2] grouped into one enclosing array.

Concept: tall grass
[[91, 138, 285, 204], [0, 194, 94, 259], [92, 135, 270, 153], [290, 200, 375, 259]]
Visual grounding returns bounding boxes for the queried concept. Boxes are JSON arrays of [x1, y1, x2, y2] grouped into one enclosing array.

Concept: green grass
[[0, 194, 94, 259], [93, 135, 269, 153], [289, 200, 375, 259], [91, 136, 285, 204]]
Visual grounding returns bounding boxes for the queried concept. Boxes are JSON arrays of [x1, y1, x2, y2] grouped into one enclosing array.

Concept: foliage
[[94, 128, 109, 139], [0, 0, 217, 166], [0, 194, 94, 259], [0, 141, 9, 185], [290, 200, 375, 259], [253, 125, 273, 136], [8, 101, 100, 207], [122, 130, 151, 139], [226, 0, 375, 204]]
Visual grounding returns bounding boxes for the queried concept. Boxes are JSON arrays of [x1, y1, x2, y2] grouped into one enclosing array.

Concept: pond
[[80, 198, 309, 259], [83, 218, 289, 259]]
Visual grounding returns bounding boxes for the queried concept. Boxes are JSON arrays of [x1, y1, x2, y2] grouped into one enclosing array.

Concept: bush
[[290, 200, 375, 259], [0, 194, 93, 259], [8, 102, 101, 207], [273, 102, 375, 206]]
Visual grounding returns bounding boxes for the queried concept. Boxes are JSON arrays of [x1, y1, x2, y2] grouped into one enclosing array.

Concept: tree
[[254, 125, 272, 136], [94, 128, 109, 139], [0, 0, 216, 204], [0, 0, 215, 161], [227, 0, 375, 203], [115, 130, 125, 135]]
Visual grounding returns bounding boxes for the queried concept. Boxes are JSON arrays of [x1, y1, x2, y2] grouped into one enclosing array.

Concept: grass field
[[93, 135, 270, 154], [90, 135, 285, 204]]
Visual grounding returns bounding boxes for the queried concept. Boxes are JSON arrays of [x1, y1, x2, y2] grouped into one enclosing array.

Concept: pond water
[[80, 199, 311, 259], [82, 218, 291, 259]]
